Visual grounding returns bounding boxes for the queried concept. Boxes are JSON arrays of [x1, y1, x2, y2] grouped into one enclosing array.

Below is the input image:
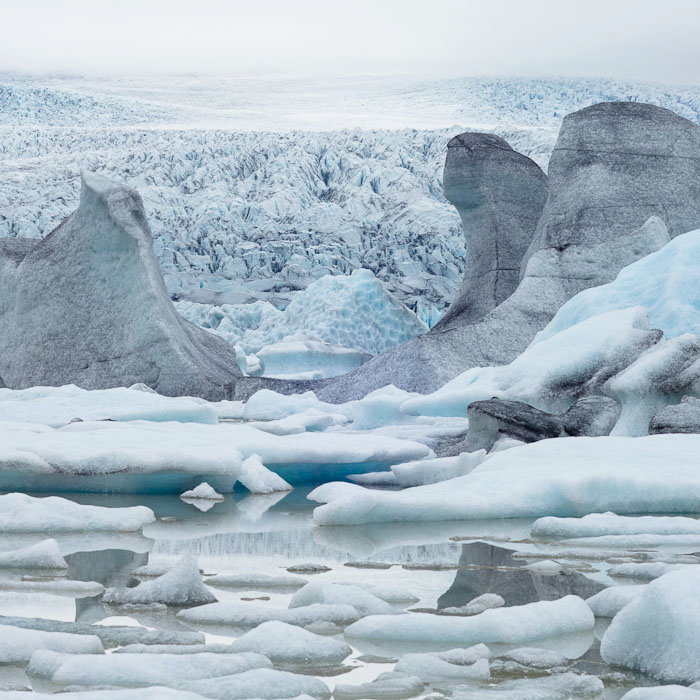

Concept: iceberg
[[0, 384, 218, 428], [27, 648, 270, 686], [0, 172, 241, 400], [313, 434, 700, 526], [0, 539, 67, 568], [601, 567, 700, 683], [0, 624, 103, 664], [177, 601, 358, 629], [103, 556, 217, 607], [0, 493, 154, 532], [289, 582, 394, 617], [585, 586, 645, 617], [230, 620, 351, 666], [394, 646, 491, 681], [345, 596, 593, 648]]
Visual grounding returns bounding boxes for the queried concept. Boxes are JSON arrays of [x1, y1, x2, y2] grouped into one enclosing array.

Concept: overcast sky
[[1, 0, 698, 84]]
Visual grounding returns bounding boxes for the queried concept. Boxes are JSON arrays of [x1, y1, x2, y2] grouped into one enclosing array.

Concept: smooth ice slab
[[0, 624, 103, 664], [601, 567, 700, 683], [27, 648, 270, 686], [0, 419, 429, 492], [585, 586, 646, 617], [177, 601, 358, 629], [230, 620, 351, 666], [103, 556, 217, 607], [0, 539, 67, 568], [0, 384, 218, 428], [345, 596, 593, 647], [394, 646, 491, 681], [0, 690, 208, 700], [313, 435, 700, 526], [0, 493, 154, 532], [532, 513, 700, 539]]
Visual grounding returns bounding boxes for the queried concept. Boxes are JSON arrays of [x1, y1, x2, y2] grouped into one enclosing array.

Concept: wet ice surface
[[1, 487, 698, 698]]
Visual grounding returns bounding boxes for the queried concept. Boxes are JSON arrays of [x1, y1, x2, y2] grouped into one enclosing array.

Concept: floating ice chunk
[[601, 567, 700, 682], [608, 563, 692, 581], [525, 560, 564, 575], [0, 578, 104, 597], [0, 625, 102, 664], [313, 435, 700, 526], [254, 339, 370, 379], [0, 384, 218, 428], [391, 451, 486, 487], [175, 667, 331, 699], [247, 408, 349, 436], [451, 593, 506, 616], [230, 620, 351, 666], [496, 647, 569, 670], [0, 493, 154, 532], [289, 582, 394, 617], [238, 455, 292, 494], [0, 689, 207, 700], [401, 307, 658, 417], [240, 269, 427, 356], [586, 586, 646, 617], [28, 648, 270, 686], [536, 228, 700, 343], [103, 556, 216, 607], [345, 596, 593, 646], [621, 687, 700, 699], [177, 601, 358, 629], [114, 643, 235, 654], [366, 585, 419, 605], [532, 512, 700, 539], [0, 614, 204, 647], [204, 573, 308, 591], [333, 671, 425, 700], [451, 672, 604, 698], [395, 646, 491, 681], [211, 400, 245, 420], [180, 482, 225, 501], [0, 539, 67, 568]]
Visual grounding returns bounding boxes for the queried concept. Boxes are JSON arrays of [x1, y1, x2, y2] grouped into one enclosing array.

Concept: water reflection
[[439, 542, 605, 608]]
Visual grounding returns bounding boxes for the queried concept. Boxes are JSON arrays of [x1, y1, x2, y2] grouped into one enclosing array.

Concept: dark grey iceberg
[[313, 102, 700, 402], [0, 172, 241, 400], [650, 397, 700, 435], [436, 133, 548, 329]]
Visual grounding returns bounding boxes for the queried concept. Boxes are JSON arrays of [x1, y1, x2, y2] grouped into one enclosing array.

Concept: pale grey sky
[[1, 0, 698, 84]]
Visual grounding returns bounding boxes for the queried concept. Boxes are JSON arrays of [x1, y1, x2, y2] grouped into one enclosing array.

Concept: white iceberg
[[532, 512, 700, 539], [0, 539, 67, 568], [313, 434, 700, 526], [536, 228, 700, 343], [289, 582, 394, 617], [177, 601, 358, 629], [0, 493, 154, 532], [103, 556, 216, 607], [0, 624, 102, 664], [345, 596, 593, 647], [601, 567, 700, 683], [230, 620, 351, 666], [394, 645, 491, 681], [451, 672, 604, 699], [180, 483, 225, 501], [391, 450, 487, 487], [204, 573, 307, 591], [621, 688, 700, 699], [28, 648, 270, 686], [333, 671, 425, 700], [0, 384, 218, 428], [585, 586, 646, 617], [0, 689, 207, 700]]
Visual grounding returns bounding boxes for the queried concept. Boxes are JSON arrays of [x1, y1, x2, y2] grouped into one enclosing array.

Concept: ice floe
[[313, 435, 700, 526], [103, 556, 216, 607], [345, 596, 593, 649], [0, 384, 218, 428], [394, 645, 491, 681], [0, 624, 103, 664], [585, 585, 646, 617], [289, 582, 394, 616], [601, 567, 700, 682], [230, 620, 351, 666], [0, 493, 154, 532], [0, 539, 67, 568]]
